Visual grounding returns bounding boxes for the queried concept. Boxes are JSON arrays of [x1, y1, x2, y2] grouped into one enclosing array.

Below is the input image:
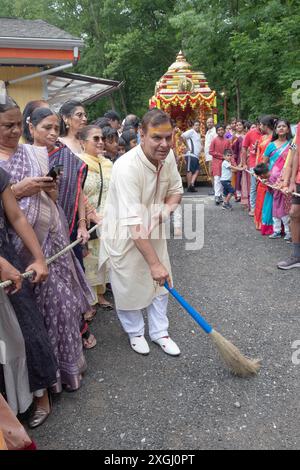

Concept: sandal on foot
[[82, 332, 97, 349], [98, 302, 114, 311], [84, 306, 97, 322]]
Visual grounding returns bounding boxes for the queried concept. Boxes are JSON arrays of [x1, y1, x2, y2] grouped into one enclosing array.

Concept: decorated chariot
[[149, 51, 217, 182]]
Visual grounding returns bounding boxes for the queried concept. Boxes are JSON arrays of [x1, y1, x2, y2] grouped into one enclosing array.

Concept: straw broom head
[[210, 330, 261, 378]]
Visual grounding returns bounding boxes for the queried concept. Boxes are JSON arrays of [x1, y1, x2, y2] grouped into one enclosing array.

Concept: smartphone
[[46, 164, 64, 180]]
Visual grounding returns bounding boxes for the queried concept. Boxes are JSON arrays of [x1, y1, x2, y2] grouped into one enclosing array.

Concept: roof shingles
[[0, 17, 80, 40]]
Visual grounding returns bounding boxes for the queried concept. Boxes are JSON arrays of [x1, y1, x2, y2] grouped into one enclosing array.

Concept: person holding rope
[[278, 123, 300, 269], [0, 167, 57, 427], [27, 107, 97, 349], [0, 96, 95, 394], [99, 109, 183, 356], [260, 119, 292, 236]]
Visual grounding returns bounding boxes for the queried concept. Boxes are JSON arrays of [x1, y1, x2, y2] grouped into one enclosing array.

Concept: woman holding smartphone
[[0, 97, 95, 392]]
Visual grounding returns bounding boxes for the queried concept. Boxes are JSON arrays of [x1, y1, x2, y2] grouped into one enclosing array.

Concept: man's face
[[217, 127, 225, 137], [109, 119, 121, 130], [140, 122, 173, 166], [193, 122, 200, 133], [206, 118, 214, 129]]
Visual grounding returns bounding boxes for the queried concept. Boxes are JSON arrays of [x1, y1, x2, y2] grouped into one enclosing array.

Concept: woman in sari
[[254, 116, 277, 230], [231, 119, 245, 201], [79, 126, 114, 309], [0, 170, 58, 428], [0, 97, 94, 393], [27, 108, 97, 347], [261, 119, 292, 235]]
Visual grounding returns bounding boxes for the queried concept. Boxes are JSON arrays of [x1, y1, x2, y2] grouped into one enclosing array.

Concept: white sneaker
[[152, 336, 180, 356], [129, 336, 150, 355]]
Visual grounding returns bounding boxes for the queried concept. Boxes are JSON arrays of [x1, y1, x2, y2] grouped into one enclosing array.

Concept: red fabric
[[261, 223, 273, 236], [256, 135, 272, 164], [254, 182, 267, 230], [243, 128, 262, 168], [21, 440, 37, 451], [209, 136, 231, 176]]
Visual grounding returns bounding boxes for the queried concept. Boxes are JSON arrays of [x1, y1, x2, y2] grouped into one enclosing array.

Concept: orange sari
[[254, 135, 272, 230]]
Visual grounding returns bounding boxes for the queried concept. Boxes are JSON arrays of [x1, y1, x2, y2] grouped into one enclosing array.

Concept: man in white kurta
[[204, 117, 217, 195], [99, 109, 183, 356]]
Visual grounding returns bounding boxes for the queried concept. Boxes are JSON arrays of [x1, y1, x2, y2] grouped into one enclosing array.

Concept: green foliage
[[171, 0, 300, 122], [0, 0, 299, 121]]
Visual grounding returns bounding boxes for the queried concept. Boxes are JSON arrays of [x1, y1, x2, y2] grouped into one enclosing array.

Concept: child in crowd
[[254, 163, 291, 241], [254, 162, 270, 179], [118, 137, 127, 156], [121, 129, 138, 152], [102, 126, 119, 162], [220, 149, 245, 210], [209, 124, 232, 205]]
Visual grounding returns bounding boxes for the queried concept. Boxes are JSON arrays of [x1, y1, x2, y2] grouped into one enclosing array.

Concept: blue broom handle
[[164, 282, 213, 334]]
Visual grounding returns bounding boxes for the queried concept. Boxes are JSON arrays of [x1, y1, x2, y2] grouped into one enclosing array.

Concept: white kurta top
[[205, 127, 217, 162], [99, 145, 183, 310]]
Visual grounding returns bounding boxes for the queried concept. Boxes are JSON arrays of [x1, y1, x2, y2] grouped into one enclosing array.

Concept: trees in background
[[0, 0, 299, 121]]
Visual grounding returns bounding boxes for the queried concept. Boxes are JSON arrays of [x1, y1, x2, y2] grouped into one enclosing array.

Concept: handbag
[[89, 162, 103, 241]]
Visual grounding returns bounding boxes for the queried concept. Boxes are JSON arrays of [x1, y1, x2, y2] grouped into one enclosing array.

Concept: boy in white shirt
[[221, 149, 245, 210]]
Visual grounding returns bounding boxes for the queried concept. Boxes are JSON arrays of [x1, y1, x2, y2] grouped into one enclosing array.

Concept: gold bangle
[[11, 184, 19, 199], [77, 217, 87, 226]]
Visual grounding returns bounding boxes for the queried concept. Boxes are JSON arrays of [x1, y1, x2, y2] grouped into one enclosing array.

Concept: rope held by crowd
[[0, 223, 101, 289], [244, 168, 300, 198]]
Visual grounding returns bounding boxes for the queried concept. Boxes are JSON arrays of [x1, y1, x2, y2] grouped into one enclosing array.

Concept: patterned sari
[[261, 141, 290, 235], [254, 135, 272, 230], [79, 153, 112, 300], [0, 144, 95, 391], [48, 145, 87, 235]]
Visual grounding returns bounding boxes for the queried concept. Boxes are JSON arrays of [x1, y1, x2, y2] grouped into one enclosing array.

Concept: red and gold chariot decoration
[[149, 51, 217, 181]]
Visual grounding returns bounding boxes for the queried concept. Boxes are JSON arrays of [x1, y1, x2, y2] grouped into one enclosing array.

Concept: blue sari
[[261, 141, 290, 235]]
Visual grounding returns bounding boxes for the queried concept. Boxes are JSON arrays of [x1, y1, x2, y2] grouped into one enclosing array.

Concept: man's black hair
[[104, 110, 121, 122], [254, 163, 269, 176]]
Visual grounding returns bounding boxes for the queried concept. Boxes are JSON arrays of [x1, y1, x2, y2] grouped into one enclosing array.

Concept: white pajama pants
[[273, 215, 290, 234], [117, 294, 169, 341], [214, 176, 223, 198]]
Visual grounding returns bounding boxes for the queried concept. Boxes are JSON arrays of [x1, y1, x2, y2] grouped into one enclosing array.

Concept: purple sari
[[0, 144, 95, 391]]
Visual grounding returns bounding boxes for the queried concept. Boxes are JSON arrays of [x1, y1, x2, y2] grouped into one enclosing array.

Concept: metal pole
[[7, 63, 74, 85]]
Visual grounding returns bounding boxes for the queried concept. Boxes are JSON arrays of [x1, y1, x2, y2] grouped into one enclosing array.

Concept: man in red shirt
[[241, 121, 262, 215], [209, 124, 232, 205], [278, 123, 300, 269]]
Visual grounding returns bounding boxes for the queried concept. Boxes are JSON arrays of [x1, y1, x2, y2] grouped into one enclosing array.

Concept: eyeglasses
[[74, 112, 88, 120]]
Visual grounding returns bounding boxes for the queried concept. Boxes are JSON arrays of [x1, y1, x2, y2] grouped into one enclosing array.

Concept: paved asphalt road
[[31, 188, 300, 450]]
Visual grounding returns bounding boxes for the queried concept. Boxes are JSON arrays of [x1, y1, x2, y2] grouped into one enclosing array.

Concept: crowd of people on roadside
[[181, 114, 300, 269], [0, 96, 146, 440], [0, 91, 299, 449]]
